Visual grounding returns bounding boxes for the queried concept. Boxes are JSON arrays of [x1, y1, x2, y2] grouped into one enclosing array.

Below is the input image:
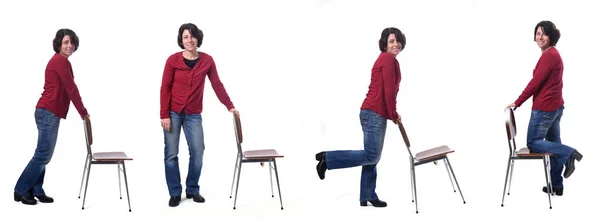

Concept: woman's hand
[[161, 118, 171, 132], [506, 102, 516, 110], [230, 108, 239, 116]]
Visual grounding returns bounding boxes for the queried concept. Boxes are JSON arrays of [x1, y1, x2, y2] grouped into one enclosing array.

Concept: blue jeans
[[325, 109, 387, 201], [14, 108, 61, 197], [164, 110, 205, 197], [526, 105, 574, 188]]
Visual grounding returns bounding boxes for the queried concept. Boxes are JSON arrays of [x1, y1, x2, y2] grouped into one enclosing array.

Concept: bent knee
[[365, 154, 381, 165]]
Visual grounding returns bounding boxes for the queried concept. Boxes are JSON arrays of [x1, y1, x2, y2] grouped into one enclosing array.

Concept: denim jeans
[[325, 109, 387, 201], [164, 110, 205, 197], [526, 105, 574, 188], [14, 108, 61, 197]]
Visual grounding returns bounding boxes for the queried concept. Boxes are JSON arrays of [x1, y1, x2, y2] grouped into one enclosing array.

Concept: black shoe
[[14, 192, 37, 205], [315, 151, 325, 161], [35, 195, 54, 203], [186, 193, 205, 203], [564, 149, 583, 178], [315, 152, 327, 180], [543, 186, 563, 196], [168, 195, 181, 207], [360, 199, 387, 207]]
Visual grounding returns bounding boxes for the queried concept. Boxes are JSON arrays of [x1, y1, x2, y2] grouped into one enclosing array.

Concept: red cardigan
[[514, 47, 564, 112], [35, 53, 88, 119], [160, 52, 234, 119], [360, 52, 401, 120]]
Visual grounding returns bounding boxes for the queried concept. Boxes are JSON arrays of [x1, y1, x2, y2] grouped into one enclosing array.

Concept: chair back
[[504, 107, 518, 154], [83, 117, 93, 156], [397, 121, 414, 158], [232, 113, 243, 154]]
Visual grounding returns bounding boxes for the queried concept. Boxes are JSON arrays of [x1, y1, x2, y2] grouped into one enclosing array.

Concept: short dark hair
[[53, 29, 79, 53], [534, 21, 561, 46], [379, 27, 406, 52], [178, 23, 204, 49]]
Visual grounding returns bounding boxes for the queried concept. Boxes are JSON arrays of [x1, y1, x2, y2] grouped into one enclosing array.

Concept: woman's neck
[[183, 50, 199, 60], [541, 46, 553, 53]]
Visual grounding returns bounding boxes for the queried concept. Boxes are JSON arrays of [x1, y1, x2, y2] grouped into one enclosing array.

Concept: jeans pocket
[[34, 109, 43, 125], [360, 112, 369, 126]]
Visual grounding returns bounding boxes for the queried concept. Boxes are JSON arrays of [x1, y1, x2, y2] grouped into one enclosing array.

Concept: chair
[[396, 121, 466, 214], [501, 107, 553, 209], [77, 117, 133, 212], [228, 113, 284, 210]]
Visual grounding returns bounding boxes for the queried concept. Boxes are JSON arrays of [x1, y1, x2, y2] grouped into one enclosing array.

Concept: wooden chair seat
[[243, 149, 284, 159], [414, 145, 455, 161], [93, 152, 133, 161], [515, 148, 552, 157]]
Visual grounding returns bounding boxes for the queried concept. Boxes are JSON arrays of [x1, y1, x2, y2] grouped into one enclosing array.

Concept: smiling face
[[181, 29, 198, 52], [385, 33, 403, 56], [59, 35, 75, 58], [535, 26, 550, 50]]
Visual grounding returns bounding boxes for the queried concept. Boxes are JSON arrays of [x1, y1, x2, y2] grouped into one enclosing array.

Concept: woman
[[507, 20, 582, 196], [14, 29, 90, 205], [315, 27, 405, 208], [160, 23, 239, 207]]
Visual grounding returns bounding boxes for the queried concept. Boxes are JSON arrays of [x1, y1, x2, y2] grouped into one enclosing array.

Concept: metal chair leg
[[118, 164, 122, 199], [410, 167, 415, 203], [78, 155, 90, 198], [81, 160, 92, 210], [269, 161, 274, 197], [443, 158, 456, 192], [445, 157, 466, 204], [501, 157, 512, 207], [546, 156, 553, 195], [543, 156, 552, 209], [122, 161, 132, 212], [411, 164, 418, 214], [507, 160, 515, 195], [273, 159, 283, 210], [233, 160, 243, 210], [229, 154, 241, 198]]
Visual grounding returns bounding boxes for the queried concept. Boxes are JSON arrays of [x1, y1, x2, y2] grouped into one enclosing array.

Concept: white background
[[1, 0, 598, 221]]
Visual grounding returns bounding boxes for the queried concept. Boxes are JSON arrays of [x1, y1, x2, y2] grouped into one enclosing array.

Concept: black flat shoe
[[315, 152, 327, 180], [315, 151, 325, 161], [360, 199, 387, 207], [543, 186, 563, 196], [186, 193, 205, 203], [169, 195, 181, 207], [14, 192, 37, 205], [564, 149, 583, 178], [35, 195, 54, 203]]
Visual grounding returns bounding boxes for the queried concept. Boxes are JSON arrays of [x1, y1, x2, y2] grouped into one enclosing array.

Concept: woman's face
[[536, 26, 550, 50], [386, 33, 402, 56], [59, 35, 75, 58], [182, 29, 198, 52]]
